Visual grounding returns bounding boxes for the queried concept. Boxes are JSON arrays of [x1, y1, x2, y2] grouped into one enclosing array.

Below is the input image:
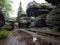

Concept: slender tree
[[17, 2, 23, 21]]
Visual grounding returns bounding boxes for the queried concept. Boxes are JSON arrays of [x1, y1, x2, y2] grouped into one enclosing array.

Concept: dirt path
[[6, 29, 28, 45], [6, 29, 41, 45], [3, 28, 60, 45]]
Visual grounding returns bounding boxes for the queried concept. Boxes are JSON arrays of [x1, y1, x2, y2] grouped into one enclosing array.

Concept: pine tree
[[17, 2, 23, 21]]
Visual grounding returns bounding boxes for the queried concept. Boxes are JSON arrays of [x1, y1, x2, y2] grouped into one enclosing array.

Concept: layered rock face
[[46, 0, 60, 29], [0, 9, 5, 28], [45, 0, 60, 6]]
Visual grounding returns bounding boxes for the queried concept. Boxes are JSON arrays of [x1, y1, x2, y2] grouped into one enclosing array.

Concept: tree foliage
[[0, 0, 12, 20], [17, 2, 23, 21]]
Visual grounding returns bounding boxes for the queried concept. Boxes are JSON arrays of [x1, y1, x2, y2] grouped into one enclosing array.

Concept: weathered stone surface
[[0, 8, 5, 28], [26, 1, 52, 17], [35, 15, 47, 27], [45, 0, 60, 6], [46, 5, 60, 29]]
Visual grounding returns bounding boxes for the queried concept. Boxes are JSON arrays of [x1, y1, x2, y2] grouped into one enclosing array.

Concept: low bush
[[0, 30, 9, 39], [51, 27, 60, 32]]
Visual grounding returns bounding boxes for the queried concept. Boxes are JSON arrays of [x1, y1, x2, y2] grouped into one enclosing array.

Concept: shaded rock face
[[2, 21, 14, 30], [0, 9, 5, 28], [35, 15, 47, 27], [26, 1, 52, 27], [20, 14, 27, 17], [45, 0, 60, 6], [18, 16, 31, 28], [10, 21, 14, 30], [26, 1, 52, 17], [46, 5, 60, 29], [26, 7, 52, 17]]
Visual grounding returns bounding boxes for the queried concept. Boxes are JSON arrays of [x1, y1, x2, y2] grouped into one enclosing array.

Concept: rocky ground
[[5, 29, 42, 45], [0, 28, 60, 45]]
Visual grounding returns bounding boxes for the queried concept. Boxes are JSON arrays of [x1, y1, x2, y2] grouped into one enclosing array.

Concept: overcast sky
[[10, 0, 46, 17]]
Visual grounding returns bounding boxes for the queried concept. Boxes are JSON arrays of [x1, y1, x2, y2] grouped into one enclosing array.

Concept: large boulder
[[26, 1, 52, 17], [45, 0, 60, 6], [2, 21, 14, 30], [46, 5, 60, 29], [18, 17, 31, 28]]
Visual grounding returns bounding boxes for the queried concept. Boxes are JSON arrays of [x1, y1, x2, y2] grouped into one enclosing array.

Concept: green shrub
[[0, 30, 9, 39], [51, 27, 60, 32]]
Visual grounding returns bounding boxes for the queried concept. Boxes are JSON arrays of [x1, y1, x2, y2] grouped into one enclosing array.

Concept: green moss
[[51, 28, 60, 32], [0, 30, 9, 39]]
